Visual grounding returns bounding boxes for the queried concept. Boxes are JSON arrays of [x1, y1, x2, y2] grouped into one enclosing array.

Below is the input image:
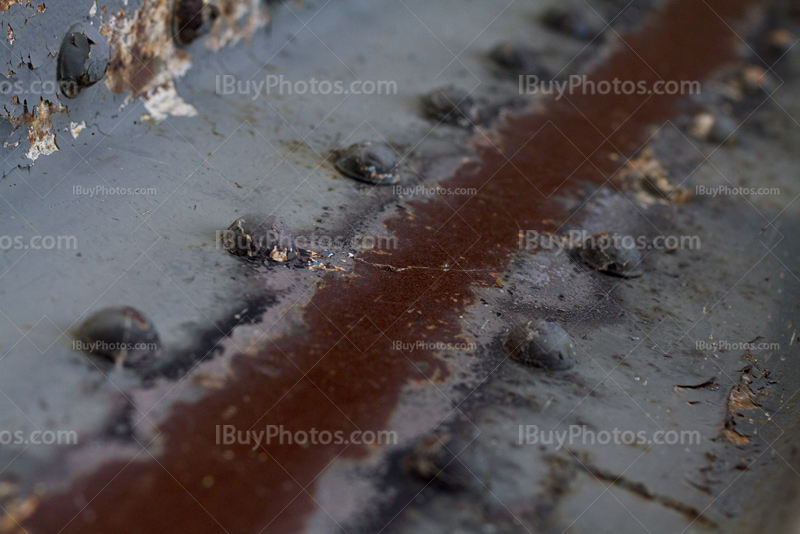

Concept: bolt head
[[57, 22, 110, 98]]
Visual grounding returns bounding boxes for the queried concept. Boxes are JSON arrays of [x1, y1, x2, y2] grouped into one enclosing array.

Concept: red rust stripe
[[19, 0, 756, 532]]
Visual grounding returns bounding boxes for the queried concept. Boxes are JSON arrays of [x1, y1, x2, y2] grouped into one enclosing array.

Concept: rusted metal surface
[[9, 0, 764, 532], [0, 0, 798, 533]]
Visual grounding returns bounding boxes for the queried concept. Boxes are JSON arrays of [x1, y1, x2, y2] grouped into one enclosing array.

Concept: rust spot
[[0, 0, 45, 15], [97, 0, 267, 119], [0, 0, 24, 13], [15, 0, 758, 533], [100, 1, 191, 99], [720, 365, 763, 445], [613, 147, 695, 205], [2, 97, 64, 161], [721, 427, 751, 446], [206, 0, 271, 51]]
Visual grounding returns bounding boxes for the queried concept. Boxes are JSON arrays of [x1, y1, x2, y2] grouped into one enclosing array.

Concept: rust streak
[[16, 0, 757, 533]]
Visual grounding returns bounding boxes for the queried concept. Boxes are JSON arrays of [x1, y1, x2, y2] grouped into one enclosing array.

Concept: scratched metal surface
[[0, 0, 799, 533]]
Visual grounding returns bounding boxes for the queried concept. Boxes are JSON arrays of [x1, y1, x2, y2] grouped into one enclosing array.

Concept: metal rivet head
[[57, 22, 110, 98], [334, 142, 401, 185], [420, 85, 480, 128], [504, 320, 577, 371], [577, 232, 643, 278], [75, 306, 162, 368], [223, 214, 298, 262]]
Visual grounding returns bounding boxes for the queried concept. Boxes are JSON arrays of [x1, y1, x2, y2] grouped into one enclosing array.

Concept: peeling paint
[[206, 0, 271, 51], [0, 0, 24, 13], [98, 0, 267, 122], [0, 1, 44, 15], [141, 83, 198, 121], [69, 121, 86, 139], [24, 99, 61, 161], [100, 0, 193, 100], [3, 98, 64, 161], [6, 24, 14, 46]]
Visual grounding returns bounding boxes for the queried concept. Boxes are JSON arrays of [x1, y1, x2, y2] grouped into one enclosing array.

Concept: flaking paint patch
[[141, 83, 198, 121], [0, 1, 44, 15], [0, 0, 24, 12], [100, 0, 193, 118], [206, 0, 271, 52], [69, 121, 86, 139], [3, 98, 64, 161], [100, 0, 268, 122], [24, 100, 61, 160]]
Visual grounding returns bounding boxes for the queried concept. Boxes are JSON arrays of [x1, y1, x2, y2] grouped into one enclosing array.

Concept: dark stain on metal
[[403, 433, 486, 492], [577, 460, 718, 528], [18, 0, 757, 532], [145, 293, 277, 383]]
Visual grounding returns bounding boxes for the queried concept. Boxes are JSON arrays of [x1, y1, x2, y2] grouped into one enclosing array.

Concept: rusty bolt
[[420, 85, 480, 128], [57, 22, 110, 98], [335, 142, 401, 185], [504, 320, 577, 371], [222, 214, 298, 262], [488, 43, 550, 78], [541, 7, 599, 41], [74, 306, 162, 369], [404, 433, 488, 492], [173, 0, 220, 47], [578, 232, 643, 278]]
